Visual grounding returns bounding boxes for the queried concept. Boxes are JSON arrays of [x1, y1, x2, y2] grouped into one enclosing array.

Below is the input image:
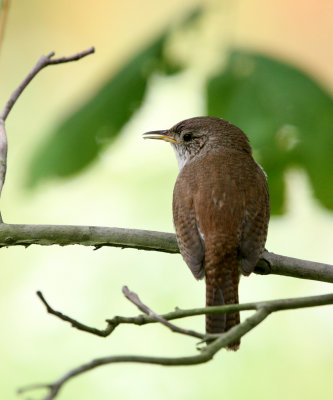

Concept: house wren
[[143, 116, 270, 350]]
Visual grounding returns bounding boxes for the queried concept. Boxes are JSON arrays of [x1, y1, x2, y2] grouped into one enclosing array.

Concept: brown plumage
[[143, 116, 270, 350]]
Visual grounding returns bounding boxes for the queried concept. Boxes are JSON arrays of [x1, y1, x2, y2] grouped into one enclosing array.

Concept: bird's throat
[[172, 145, 189, 171]]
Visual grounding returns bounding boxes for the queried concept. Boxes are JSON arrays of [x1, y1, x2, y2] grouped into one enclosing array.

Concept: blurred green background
[[0, 0, 332, 399]]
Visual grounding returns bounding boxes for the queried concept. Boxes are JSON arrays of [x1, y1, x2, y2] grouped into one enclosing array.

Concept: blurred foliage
[[27, 33, 182, 186], [27, 8, 203, 187], [28, 13, 333, 215], [207, 52, 333, 214]]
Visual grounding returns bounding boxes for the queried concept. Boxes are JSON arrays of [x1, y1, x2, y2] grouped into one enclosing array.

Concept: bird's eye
[[183, 133, 193, 142]]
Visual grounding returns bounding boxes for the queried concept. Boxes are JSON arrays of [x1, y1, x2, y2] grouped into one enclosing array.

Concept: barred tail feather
[[206, 270, 240, 350], [205, 283, 226, 333]]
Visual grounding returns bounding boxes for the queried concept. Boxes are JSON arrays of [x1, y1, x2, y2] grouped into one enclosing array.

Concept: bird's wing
[[239, 165, 270, 275], [173, 171, 205, 280]]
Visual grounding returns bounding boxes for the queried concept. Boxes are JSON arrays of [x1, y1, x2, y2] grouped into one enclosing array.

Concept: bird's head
[[143, 116, 251, 170]]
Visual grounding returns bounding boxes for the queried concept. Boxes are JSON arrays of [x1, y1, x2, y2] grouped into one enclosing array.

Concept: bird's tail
[[205, 266, 240, 350]]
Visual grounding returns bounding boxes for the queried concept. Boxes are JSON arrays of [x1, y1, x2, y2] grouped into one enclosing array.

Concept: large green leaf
[[27, 35, 180, 186], [27, 8, 204, 187], [207, 51, 333, 214]]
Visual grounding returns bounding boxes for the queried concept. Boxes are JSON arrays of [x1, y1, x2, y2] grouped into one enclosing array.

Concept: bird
[[143, 116, 270, 350]]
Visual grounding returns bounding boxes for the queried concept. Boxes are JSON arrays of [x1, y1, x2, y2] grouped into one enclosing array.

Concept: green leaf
[[27, 8, 204, 187], [207, 51, 333, 214], [27, 35, 180, 186]]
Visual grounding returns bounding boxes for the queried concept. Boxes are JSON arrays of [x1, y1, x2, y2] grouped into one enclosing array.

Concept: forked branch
[[19, 289, 333, 400], [0, 47, 95, 122], [0, 47, 94, 222]]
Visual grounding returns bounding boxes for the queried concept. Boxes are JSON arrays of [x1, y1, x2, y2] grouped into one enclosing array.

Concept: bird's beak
[[142, 129, 178, 143]]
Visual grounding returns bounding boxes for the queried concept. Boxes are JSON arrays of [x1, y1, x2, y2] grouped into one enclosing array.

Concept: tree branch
[[122, 286, 205, 339], [36, 289, 333, 339], [258, 251, 333, 283], [0, 47, 95, 122], [20, 291, 333, 400], [1, 223, 332, 283], [0, 47, 95, 223], [36, 291, 115, 337], [0, 119, 7, 222]]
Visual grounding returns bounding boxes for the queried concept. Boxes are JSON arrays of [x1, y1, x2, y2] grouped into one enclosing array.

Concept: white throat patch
[[173, 146, 189, 171]]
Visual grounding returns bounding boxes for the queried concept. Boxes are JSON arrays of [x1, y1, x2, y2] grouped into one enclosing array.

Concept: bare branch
[[47, 49, 95, 65], [0, 223, 332, 283], [21, 291, 333, 400], [36, 291, 115, 337], [122, 286, 204, 339], [0, 223, 179, 252], [37, 290, 333, 338], [0, 47, 95, 122], [36, 289, 250, 339], [0, 47, 95, 224], [258, 251, 333, 283], [0, 119, 7, 222], [16, 310, 271, 400]]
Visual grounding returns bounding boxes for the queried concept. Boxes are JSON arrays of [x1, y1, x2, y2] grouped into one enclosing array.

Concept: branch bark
[[1, 223, 332, 283]]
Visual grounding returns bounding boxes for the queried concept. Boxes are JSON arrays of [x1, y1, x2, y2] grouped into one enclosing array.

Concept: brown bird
[[143, 116, 270, 350]]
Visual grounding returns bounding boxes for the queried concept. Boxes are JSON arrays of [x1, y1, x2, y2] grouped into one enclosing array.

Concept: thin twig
[[0, 119, 7, 222], [122, 286, 204, 339], [37, 290, 333, 338], [20, 291, 333, 400], [0, 47, 94, 224], [36, 291, 115, 337], [16, 310, 271, 400], [36, 289, 246, 339], [0, 47, 95, 122], [47, 50, 95, 65]]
